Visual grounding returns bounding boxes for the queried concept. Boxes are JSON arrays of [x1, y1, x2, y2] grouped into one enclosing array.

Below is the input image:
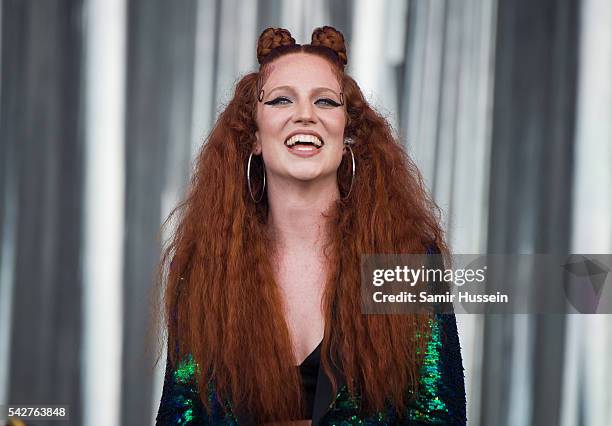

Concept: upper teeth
[[285, 134, 323, 147]]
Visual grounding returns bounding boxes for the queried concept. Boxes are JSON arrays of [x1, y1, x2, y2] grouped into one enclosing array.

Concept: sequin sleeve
[[405, 312, 467, 425], [156, 350, 208, 425]]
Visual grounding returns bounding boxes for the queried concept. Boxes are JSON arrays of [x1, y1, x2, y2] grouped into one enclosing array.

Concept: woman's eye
[[264, 97, 291, 105], [263, 97, 341, 107], [316, 98, 341, 107]]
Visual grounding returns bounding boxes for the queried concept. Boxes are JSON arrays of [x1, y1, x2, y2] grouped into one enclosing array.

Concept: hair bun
[[311, 26, 347, 65], [257, 27, 297, 64]]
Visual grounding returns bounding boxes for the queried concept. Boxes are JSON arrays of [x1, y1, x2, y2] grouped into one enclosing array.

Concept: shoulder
[[405, 312, 467, 425]]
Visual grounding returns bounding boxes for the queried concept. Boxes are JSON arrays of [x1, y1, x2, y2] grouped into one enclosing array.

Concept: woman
[[155, 26, 466, 425]]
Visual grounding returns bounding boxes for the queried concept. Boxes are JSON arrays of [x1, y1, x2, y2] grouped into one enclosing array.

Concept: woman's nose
[[293, 100, 316, 124]]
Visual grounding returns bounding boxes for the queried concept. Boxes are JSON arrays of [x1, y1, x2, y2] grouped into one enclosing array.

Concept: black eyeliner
[[263, 96, 341, 106], [320, 98, 341, 107], [263, 96, 289, 105]]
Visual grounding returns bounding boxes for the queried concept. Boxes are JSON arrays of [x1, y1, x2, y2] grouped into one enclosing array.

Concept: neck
[[266, 174, 339, 252]]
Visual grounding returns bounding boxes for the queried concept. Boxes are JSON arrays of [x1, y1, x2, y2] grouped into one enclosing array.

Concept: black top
[[297, 340, 322, 419]]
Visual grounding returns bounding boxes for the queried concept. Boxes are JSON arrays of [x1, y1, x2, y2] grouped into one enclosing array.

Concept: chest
[[274, 253, 327, 364]]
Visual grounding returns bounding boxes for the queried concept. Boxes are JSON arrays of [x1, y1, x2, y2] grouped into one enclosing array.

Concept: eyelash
[[264, 96, 341, 107]]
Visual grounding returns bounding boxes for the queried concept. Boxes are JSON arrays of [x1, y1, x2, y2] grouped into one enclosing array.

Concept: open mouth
[[284, 134, 324, 150]]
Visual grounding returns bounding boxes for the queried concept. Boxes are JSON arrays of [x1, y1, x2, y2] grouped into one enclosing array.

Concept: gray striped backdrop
[[1, 0, 610, 425]]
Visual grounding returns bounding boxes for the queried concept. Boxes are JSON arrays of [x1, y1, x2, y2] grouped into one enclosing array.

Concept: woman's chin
[[283, 166, 327, 182], [288, 169, 336, 184], [267, 163, 339, 186]]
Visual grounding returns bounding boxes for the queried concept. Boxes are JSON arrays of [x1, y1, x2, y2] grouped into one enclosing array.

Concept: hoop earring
[[341, 141, 355, 200], [247, 152, 266, 203]]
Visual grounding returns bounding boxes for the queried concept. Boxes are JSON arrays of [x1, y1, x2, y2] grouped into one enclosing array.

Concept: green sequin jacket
[[156, 312, 466, 425], [156, 250, 467, 425]]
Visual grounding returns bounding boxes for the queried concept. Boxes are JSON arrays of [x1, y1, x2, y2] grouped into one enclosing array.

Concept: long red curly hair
[[153, 26, 449, 422]]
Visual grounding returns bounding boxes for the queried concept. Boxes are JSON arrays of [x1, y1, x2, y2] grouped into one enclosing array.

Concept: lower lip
[[285, 144, 323, 158]]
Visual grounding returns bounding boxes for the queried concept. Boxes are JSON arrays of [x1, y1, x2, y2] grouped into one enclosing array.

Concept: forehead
[[263, 53, 340, 91]]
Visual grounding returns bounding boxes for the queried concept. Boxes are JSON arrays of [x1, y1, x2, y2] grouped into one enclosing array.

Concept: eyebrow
[[267, 85, 339, 97]]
